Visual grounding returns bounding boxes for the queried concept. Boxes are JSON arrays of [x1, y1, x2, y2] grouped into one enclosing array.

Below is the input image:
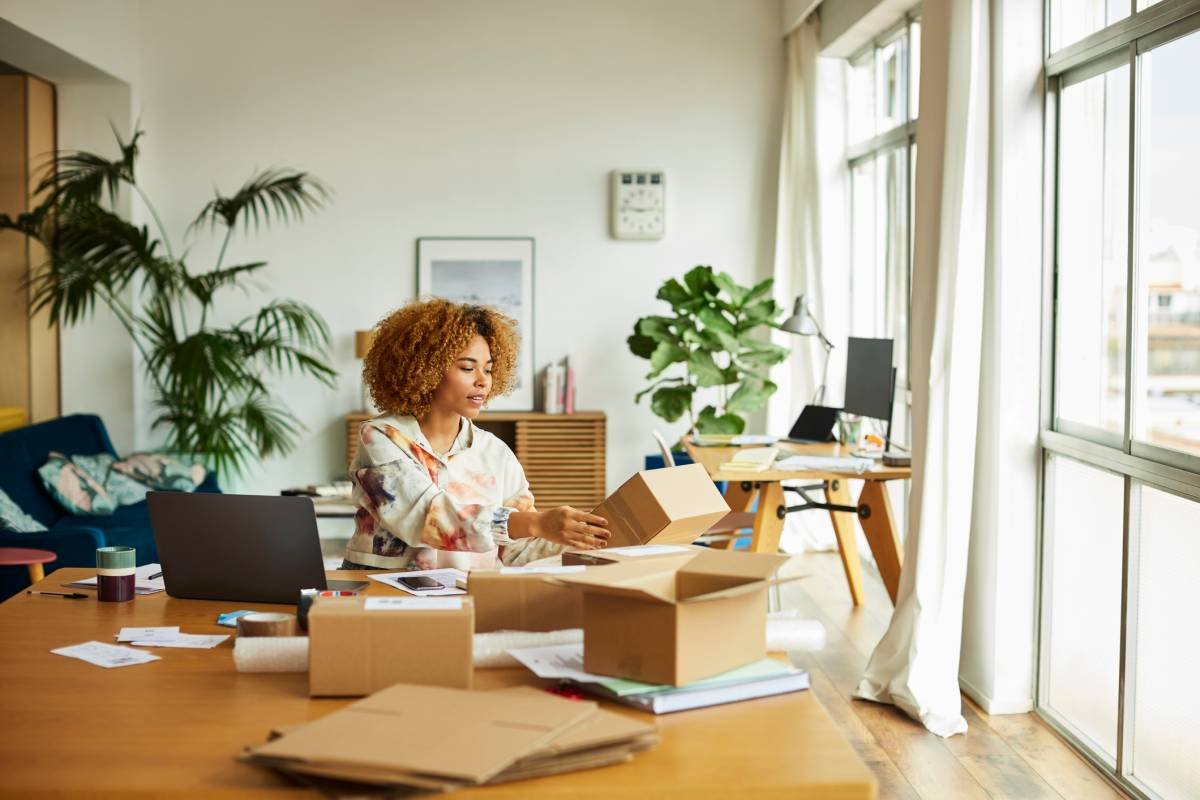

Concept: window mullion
[[1123, 41, 1138, 455]]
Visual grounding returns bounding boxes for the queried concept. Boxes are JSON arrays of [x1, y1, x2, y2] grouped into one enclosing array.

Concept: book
[[720, 446, 779, 472], [593, 670, 810, 714]]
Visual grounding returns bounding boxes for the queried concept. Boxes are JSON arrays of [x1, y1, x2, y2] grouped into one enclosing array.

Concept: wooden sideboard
[[345, 411, 607, 510]]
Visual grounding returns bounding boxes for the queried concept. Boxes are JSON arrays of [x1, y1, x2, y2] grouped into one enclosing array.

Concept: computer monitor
[[843, 337, 895, 423]]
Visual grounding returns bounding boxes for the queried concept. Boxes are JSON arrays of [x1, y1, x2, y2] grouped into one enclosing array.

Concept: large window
[[847, 14, 920, 441], [1041, 4, 1200, 799]]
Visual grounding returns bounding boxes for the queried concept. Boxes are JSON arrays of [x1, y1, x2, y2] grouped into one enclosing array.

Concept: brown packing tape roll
[[237, 612, 299, 638]]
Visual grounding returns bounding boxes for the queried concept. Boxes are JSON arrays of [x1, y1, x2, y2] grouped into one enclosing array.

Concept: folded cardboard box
[[592, 463, 729, 549], [562, 543, 705, 567], [246, 684, 605, 789], [553, 548, 794, 686], [308, 595, 473, 696], [468, 566, 584, 632]]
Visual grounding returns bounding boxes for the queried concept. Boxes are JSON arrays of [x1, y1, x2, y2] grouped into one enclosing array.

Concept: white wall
[[70, 0, 781, 497]]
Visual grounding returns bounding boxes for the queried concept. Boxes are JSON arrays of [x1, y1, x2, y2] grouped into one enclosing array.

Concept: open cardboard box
[[591, 463, 729, 550], [467, 566, 585, 632], [308, 595, 473, 696], [551, 548, 795, 685]]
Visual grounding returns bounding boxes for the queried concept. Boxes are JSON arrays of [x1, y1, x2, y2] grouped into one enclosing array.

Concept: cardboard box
[[592, 463, 730, 549], [308, 595, 473, 696], [247, 684, 602, 789], [562, 543, 705, 567], [553, 548, 794, 686], [467, 566, 585, 632]]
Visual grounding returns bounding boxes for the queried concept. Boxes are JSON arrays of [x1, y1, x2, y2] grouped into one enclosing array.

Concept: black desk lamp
[[780, 294, 833, 404]]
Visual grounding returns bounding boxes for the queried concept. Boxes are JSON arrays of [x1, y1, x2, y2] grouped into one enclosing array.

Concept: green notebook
[[590, 658, 797, 697]]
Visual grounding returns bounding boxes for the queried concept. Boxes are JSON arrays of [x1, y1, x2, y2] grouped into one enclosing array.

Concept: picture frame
[[416, 237, 535, 411]]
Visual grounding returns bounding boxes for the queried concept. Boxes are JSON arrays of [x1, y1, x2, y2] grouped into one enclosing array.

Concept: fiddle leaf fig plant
[[628, 265, 788, 435]]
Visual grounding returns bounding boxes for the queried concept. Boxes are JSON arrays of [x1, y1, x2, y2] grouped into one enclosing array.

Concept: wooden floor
[[779, 551, 1126, 800]]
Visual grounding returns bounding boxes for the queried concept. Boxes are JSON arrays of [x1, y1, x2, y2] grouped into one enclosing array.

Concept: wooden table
[[686, 441, 911, 607], [0, 569, 876, 799]]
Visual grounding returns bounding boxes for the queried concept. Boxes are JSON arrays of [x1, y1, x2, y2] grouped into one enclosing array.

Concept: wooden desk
[[686, 441, 911, 608], [0, 569, 876, 799]]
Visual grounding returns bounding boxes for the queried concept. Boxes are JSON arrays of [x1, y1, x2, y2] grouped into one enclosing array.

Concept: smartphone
[[398, 575, 444, 591]]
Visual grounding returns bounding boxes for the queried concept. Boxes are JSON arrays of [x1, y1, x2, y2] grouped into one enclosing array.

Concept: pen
[[27, 590, 89, 599], [148, 571, 163, 580]]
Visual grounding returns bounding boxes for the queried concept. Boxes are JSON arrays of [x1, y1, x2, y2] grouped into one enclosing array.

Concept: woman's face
[[431, 334, 493, 419]]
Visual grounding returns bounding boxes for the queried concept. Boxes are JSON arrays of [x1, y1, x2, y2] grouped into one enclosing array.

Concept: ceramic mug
[[96, 546, 136, 602]]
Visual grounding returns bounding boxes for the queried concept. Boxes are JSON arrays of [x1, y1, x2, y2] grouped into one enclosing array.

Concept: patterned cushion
[[0, 488, 47, 532], [69, 453, 151, 507], [110, 452, 207, 492], [38, 451, 117, 515]]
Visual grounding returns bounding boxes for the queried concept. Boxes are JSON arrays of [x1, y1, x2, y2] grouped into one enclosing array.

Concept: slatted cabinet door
[[345, 411, 606, 511]]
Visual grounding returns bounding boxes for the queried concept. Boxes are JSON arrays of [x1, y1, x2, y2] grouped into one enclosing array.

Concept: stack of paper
[[242, 684, 658, 791], [368, 568, 466, 596], [720, 446, 779, 472], [66, 563, 166, 595], [508, 644, 809, 714], [115, 627, 229, 649]]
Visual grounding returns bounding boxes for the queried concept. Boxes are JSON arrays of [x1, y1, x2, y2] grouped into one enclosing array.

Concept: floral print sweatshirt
[[342, 414, 563, 570]]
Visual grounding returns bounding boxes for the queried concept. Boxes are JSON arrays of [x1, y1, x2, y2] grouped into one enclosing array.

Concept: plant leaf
[[656, 278, 691, 307], [713, 272, 748, 307], [688, 350, 730, 387], [697, 306, 736, 336], [646, 341, 688, 378], [190, 168, 330, 234], [637, 315, 677, 343], [183, 261, 267, 305], [650, 385, 695, 423], [744, 276, 774, 303], [627, 332, 657, 359], [682, 265, 715, 297], [696, 405, 745, 435], [725, 379, 778, 414]]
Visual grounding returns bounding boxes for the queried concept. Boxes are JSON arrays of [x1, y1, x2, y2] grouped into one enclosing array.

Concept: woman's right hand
[[533, 506, 611, 550]]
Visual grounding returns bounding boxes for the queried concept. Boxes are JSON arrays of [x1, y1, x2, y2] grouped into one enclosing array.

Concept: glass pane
[[1132, 486, 1200, 797], [851, 159, 877, 335], [1135, 29, 1200, 457], [1050, 0, 1130, 54], [909, 19, 921, 121], [876, 36, 906, 134], [1055, 65, 1129, 436], [1044, 455, 1122, 761], [1136, 0, 1164, 9], [848, 53, 875, 145]]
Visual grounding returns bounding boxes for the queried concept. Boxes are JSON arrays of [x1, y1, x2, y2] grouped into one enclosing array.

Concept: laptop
[[784, 405, 841, 444], [147, 492, 364, 604]]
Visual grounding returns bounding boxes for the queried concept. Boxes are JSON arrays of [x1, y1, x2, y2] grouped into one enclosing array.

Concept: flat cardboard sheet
[[248, 684, 598, 785]]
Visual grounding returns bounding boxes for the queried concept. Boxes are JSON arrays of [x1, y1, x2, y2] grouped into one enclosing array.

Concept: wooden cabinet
[[345, 411, 607, 510]]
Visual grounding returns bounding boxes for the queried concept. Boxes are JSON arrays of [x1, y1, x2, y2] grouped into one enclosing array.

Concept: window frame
[[1039, 3, 1200, 798]]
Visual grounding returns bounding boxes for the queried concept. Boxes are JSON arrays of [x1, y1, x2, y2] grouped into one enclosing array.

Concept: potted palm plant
[[0, 127, 336, 477]]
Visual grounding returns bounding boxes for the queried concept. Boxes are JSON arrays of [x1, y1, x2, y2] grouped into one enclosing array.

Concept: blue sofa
[[0, 414, 220, 599]]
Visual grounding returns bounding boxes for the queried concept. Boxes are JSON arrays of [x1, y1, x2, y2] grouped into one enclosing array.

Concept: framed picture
[[416, 237, 535, 411]]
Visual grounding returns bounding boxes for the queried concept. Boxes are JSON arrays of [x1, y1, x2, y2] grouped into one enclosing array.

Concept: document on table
[[129, 634, 229, 649], [602, 544, 690, 557], [67, 563, 166, 594], [369, 568, 467, 596], [116, 626, 179, 643], [52, 641, 161, 668], [774, 454, 875, 474], [506, 643, 606, 684]]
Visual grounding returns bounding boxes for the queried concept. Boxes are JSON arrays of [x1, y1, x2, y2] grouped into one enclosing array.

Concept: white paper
[[368, 568, 467, 596], [116, 626, 179, 643], [68, 563, 167, 594], [497, 565, 586, 575], [51, 641, 161, 668], [130, 634, 229, 649], [364, 597, 463, 611], [602, 544, 690, 557], [731, 434, 780, 445], [774, 455, 875, 474], [506, 643, 605, 683]]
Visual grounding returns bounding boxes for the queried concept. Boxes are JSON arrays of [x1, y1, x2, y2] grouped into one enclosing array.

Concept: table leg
[[825, 479, 865, 607], [26, 563, 44, 584], [748, 482, 785, 554], [713, 480, 756, 550], [858, 481, 902, 605]]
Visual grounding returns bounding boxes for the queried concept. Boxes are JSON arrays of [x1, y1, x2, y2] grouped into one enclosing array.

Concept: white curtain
[[854, 0, 991, 738], [769, 17, 844, 554]]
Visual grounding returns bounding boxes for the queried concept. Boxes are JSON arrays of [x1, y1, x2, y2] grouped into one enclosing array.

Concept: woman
[[342, 298, 610, 570]]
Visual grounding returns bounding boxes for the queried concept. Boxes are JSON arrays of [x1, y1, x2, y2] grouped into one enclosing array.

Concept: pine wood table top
[[0, 569, 876, 799], [684, 441, 912, 483]]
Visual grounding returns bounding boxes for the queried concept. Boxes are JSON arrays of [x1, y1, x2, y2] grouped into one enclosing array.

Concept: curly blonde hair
[[363, 298, 520, 418]]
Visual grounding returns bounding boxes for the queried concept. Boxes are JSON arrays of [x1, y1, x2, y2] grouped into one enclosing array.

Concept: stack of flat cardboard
[[243, 684, 657, 791]]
